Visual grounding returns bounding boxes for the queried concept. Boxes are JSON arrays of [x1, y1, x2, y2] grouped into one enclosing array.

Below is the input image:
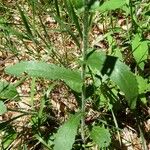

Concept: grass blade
[[17, 4, 33, 37]]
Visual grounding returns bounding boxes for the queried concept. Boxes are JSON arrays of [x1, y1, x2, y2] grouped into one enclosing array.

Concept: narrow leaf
[[87, 51, 138, 109], [52, 15, 80, 48], [35, 134, 51, 149], [54, 113, 81, 150], [5, 61, 82, 92], [1, 128, 17, 149], [17, 4, 33, 37], [90, 126, 111, 148], [64, 0, 82, 38]]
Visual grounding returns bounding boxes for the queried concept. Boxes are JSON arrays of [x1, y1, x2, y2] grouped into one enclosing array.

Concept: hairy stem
[[81, 1, 89, 144]]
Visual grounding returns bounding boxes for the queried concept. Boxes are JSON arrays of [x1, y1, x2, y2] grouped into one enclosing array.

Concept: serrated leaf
[[90, 126, 111, 148], [98, 0, 126, 11], [0, 81, 19, 100], [0, 101, 7, 115], [5, 61, 82, 92], [54, 113, 81, 150], [87, 51, 138, 109]]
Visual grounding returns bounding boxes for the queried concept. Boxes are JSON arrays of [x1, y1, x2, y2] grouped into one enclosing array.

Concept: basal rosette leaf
[[54, 113, 82, 150]]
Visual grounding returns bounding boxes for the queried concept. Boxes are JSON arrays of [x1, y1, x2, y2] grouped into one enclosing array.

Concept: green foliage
[[90, 126, 111, 148], [71, 0, 84, 9], [136, 76, 149, 94], [64, 0, 82, 38], [97, 0, 126, 11], [0, 101, 7, 115], [87, 51, 139, 109], [1, 128, 17, 149], [131, 34, 149, 70], [0, 81, 19, 100], [1, 0, 149, 149], [5, 61, 82, 92], [54, 113, 82, 150], [17, 4, 33, 38]]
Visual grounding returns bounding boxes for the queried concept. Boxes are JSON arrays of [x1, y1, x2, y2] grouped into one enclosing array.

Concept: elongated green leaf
[[64, 0, 82, 38], [87, 51, 138, 109], [98, 0, 126, 11], [35, 134, 51, 149], [0, 81, 19, 100], [5, 61, 82, 92], [17, 4, 33, 37], [90, 126, 111, 148], [0, 101, 7, 115], [54, 113, 81, 150], [1, 128, 17, 149], [0, 25, 30, 40]]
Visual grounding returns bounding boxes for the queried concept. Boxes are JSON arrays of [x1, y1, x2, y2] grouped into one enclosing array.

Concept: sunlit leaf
[[132, 34, 149, 70], [90, 126, 111, 148], [87, 51, 138, 109], [54, 113, 81, 150], [98, 0, 126, 11], [0, 81, 19, 100], [0, 101, 7, 115], [5, 61, 82, 92], [136, 76, 149, 94]]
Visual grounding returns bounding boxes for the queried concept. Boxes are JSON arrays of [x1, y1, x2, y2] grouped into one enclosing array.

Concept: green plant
[[0, 0, 149, 149]]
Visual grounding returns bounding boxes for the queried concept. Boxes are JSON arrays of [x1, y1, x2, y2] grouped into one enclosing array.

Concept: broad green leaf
[[136, 76, 149, 94], [98, 0, 126, 11], [132, 34, 148, 70], [90, 126, 111, 148], [0, 101, 7, 115], [0, 81, 19, 100], [5, 61, 82, 92], [54, 113, 81, 150], [87, 51, 138, 109]]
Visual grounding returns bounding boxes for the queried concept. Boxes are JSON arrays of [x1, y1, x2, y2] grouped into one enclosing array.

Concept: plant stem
[[81, 1, 89, 144]]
